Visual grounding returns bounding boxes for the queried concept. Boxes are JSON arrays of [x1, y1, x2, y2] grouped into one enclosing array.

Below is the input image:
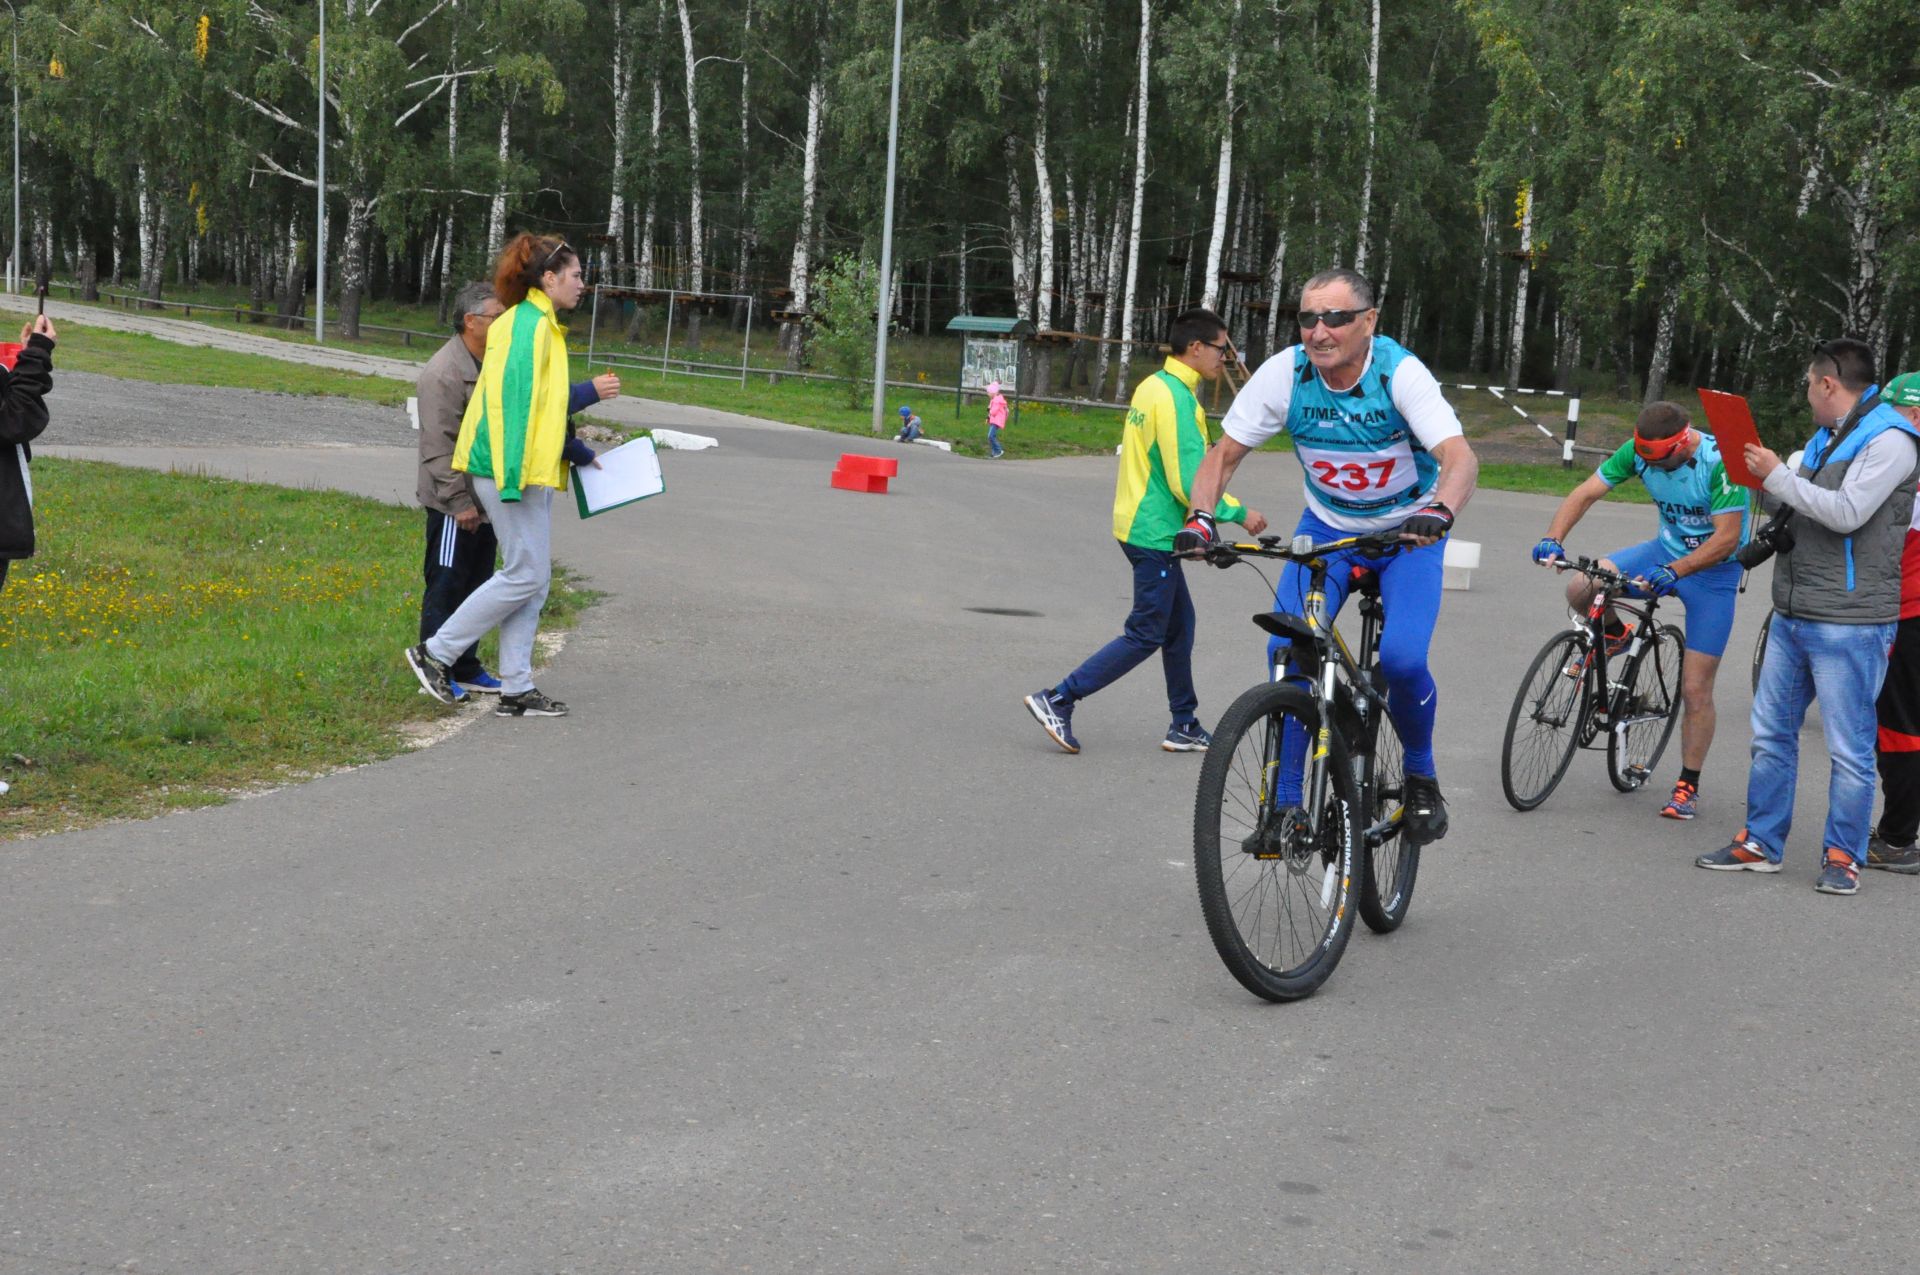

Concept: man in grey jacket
[[1698, 338, 1920, 894], [416, 282, 505, 697]]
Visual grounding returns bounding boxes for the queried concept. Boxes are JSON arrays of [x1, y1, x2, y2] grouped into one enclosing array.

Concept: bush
[[807, 254, 878, 408]]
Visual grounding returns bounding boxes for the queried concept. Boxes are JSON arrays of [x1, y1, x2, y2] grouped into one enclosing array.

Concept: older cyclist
[[1180, 267, 1479, 845]]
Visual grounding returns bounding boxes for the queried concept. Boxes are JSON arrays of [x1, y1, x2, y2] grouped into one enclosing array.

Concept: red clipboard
[[1697, 388, 1765, 489]]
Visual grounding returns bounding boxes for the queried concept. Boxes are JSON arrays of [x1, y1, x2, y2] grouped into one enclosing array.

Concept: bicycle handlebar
[[1182, 530, 1412, 568], [1548, 555, 1640, 590]]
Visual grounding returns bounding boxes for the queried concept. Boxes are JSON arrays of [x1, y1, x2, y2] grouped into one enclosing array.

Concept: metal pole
[[741, 296, 753, 387], [868, 0, 904, 435], [314, 0, 326, 342], [662, 290, 675, 379], [10, 13, 18, 297]]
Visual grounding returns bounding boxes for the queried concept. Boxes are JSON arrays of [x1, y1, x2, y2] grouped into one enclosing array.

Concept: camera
[[1735, 510, 1796, 570]]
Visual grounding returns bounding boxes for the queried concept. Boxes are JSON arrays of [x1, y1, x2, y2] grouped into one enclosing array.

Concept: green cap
[[1887, 372, 1920, 407]]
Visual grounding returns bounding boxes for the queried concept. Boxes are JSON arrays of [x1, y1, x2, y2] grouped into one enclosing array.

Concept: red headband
[[1634, 427, 1691, 463]]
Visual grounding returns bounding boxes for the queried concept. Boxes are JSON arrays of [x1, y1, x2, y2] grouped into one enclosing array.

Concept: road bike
[[1500, 557, 1684, 811], [1188, 531, 1421, 1002]]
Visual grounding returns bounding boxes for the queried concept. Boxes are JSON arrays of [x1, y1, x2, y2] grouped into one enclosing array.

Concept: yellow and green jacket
[[1112, 357, 1246, 549], [453, 288, 572, 500]]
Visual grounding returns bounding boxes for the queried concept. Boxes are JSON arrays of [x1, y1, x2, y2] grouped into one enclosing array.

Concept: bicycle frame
[[1555, 559, 1667, 741], [1258, 543, 1395, 844]]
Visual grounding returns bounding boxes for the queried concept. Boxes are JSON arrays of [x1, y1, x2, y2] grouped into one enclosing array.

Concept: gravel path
[[47, 369, 415, 448]]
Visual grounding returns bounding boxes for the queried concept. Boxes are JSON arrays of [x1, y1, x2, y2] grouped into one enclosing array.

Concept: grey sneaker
[[406, 643, 457, 704], [496, 688, 569, 718], [1866, 833, 1920, 875], [1815, 849, 1860, 895]]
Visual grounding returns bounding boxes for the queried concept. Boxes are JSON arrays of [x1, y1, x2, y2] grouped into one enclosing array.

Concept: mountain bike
[[1500, 557, 1684, 811], [1188, 531, 1421, 1003]]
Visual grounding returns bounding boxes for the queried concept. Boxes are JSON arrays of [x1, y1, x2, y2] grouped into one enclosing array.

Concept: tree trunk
[[137, 166, 167, 302], [277, 217, 306, 324], [675, 0, 706, 346], [1506, 183, 1533, 389], [1200, 3, 1239, 313], [1006, 135, 1030, 321], [735, 0, 755, 298], [1644, 285, 1681, 406], [1097, 180, 1128, 398], [606, 2, 632, 278], [78, 238, 98, 302], [1032, 53, 1057, 332], [782, 70, 823, 366], [640, 62, 662, 290], [1115, 0, 1152, 402], [337, 196, 372, 339], [1264, 212, 1290, 364], [1468, 207, 1492, 372], [487, 106, 511, 253], [1353, 0, 1381, 272], [957, 223, 970, 316]]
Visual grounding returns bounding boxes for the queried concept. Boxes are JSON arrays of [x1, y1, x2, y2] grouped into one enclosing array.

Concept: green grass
[[0, 459, 595, 839]]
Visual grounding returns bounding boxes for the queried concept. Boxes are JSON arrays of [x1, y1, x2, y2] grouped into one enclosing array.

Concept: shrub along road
[[9, 383, 1907, 1273]]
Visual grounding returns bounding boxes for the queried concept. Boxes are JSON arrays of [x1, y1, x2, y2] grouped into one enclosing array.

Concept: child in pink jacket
[[986, 381, 1009, 458]]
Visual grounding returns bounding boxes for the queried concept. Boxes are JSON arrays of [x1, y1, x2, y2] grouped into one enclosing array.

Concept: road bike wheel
[[1608, 624, 1685, 792], [1501, 631, 1590, 811], [1750, 611, 1772, 694], [1194, 682, 1362, 1002], [1357, 704, 1419, 934]]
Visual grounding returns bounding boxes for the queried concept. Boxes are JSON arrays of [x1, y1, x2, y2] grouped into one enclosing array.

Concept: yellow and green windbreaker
[[453, 287, 572, 500], [1112, 357, 1246, 549]]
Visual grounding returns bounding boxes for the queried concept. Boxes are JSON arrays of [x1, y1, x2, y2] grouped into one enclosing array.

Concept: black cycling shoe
[[1403, 772, 1449, 846]]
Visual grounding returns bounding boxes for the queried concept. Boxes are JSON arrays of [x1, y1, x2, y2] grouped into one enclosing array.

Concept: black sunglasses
[[1200, 337, 1232, 353], [1297, 308, 1368, 330]]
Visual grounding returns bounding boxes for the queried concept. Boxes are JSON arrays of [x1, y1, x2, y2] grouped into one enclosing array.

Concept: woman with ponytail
[[405, 233, 621, 718]]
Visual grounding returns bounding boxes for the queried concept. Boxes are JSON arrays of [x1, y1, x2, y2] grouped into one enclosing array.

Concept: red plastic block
[[836, 453, 900, 479], [830, 469, 889, 494]]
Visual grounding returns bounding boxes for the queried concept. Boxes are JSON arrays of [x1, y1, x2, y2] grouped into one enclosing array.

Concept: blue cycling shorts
[[1604, 539, 1741, 659]]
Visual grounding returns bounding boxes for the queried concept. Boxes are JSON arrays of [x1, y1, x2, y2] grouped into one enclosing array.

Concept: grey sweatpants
[[424, 479, 552, 694]]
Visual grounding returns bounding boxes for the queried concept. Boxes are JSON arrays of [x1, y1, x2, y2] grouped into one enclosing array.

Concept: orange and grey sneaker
[[1815, 847, 1861, 895], [1604, 622, 1635, 658], [1660, 779, 1699, 820], [1695, 830, 1779, 872]]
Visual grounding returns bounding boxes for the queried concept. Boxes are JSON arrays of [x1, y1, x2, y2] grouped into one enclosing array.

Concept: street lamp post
[[3, 1, 20, 297], [314, 0, 326, 342], [867, 0, 903, 435]]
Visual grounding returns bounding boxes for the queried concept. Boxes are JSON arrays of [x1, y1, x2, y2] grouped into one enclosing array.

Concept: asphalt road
[[9, 388, 1911, 1274]]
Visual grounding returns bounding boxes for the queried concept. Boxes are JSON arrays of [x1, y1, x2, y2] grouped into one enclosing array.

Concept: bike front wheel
[[1357, 703, 1419, 933], [1608, 624, 1685, 791], [1194, 682, 1362, 1002], [1501, 631, 1591, 811]]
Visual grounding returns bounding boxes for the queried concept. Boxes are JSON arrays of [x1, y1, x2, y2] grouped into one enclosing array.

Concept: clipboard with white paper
[[573, 435, 665, 518]]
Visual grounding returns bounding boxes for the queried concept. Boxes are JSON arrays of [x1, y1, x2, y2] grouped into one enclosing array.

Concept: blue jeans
[[988, 425, 1004, 457], [1056, 541, 1198, 724], [1745, 613, 1897, 865]]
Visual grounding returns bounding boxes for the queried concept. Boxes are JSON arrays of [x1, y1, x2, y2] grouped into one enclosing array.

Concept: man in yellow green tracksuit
[[1025, 308, 1266, 753]]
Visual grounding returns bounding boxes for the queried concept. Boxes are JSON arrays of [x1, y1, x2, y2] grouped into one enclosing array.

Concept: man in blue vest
[[1181, 268, 1480, 845], [1532, 400, 1748, 821], [1698, 338, 1920, 895]]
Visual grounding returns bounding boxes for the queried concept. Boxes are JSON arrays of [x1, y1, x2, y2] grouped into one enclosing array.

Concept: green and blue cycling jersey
[[1594, 432, 1750, 560]]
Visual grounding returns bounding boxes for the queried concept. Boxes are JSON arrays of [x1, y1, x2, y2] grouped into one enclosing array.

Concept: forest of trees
[[7, 0, 1919, 404]]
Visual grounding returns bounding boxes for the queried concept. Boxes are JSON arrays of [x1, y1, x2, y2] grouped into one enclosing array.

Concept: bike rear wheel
[[1357, 702, 1419, 933], [1501, 631, 1591, 811], [1194, 682, 1361, 1002], [1608, 624, 1685, 791]]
